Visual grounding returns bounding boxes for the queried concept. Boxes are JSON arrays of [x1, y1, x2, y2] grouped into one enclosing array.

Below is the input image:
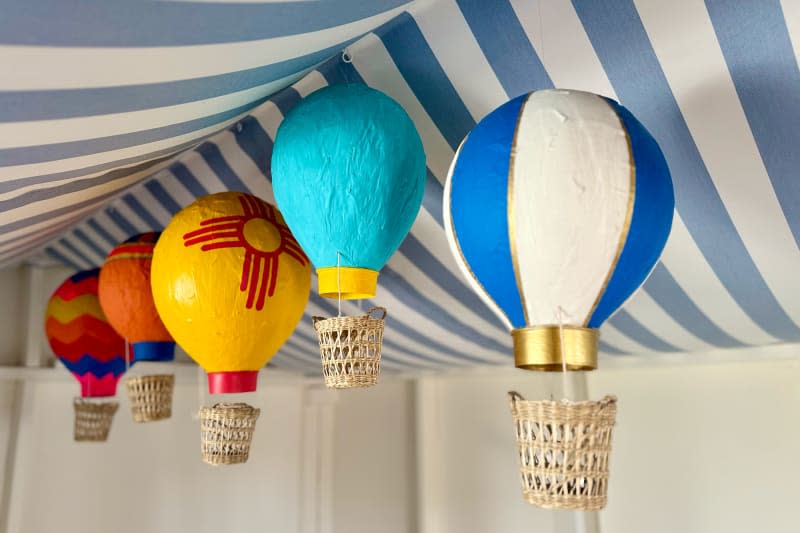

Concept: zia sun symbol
[[182, 195, 308, 311]]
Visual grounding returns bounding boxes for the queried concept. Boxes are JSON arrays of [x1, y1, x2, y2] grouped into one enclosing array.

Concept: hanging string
[[556, 306, 569, 400], [337, 251, 342, 317]]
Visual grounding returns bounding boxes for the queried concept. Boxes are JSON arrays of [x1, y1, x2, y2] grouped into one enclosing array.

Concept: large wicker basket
[[73, 398, 119, 442], [312, 307, 386, 389], [199, 403, 260, 465], [126, 374, 175, 423], [508, 392, 617, 510]]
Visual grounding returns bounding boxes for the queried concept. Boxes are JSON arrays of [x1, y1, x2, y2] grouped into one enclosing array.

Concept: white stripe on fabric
[[212, 135, 271, 197], [0, 74, 301, 149], [660, 214, 777, 345], [91, 211, 129, 244], [0, 159, 174, 235], [511, 0, 616, 99], [779, 0, 800, 65], [619, 288, 716, 353], [599, 323, 653, 355], [512, 90, 632, 326], [411, 0, 509, 119], [253, 101, 285, 140], [348, 33, 454, 182], [0, 6, 411, 91], [180, 153, 229, 194], [137, 189, 174, 226], [0, 110, 246, 183], [158, 171, 198, 209], [292, 69, 329, 97], [636, 0, 800, 327]]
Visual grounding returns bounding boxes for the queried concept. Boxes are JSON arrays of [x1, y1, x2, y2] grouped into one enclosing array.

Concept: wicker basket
[[312, 307, 386, 389], [199, 403, 260, 465], [73, 398, 119, 442], [126, 374, 175, 423], [508, 391, 617, 510]]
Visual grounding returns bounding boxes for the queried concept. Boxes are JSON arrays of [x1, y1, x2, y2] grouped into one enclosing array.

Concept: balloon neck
[[78, 374, 119, 397], [512, 326, 598, 371], [207, 371, 259, 394], [317, 267, 378, 299], [133, 341, 175, 362]]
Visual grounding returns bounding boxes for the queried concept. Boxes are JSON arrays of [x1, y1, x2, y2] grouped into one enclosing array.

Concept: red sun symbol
[[182, 195, 308, 311]]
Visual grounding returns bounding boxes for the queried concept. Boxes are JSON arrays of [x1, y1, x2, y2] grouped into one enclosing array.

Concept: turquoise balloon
[[272, 84, 426, 292]]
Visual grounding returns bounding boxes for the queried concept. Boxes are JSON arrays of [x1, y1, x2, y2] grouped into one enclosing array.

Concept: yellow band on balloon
[[512, 325, 598, 371], [317, 267, 378, 300]]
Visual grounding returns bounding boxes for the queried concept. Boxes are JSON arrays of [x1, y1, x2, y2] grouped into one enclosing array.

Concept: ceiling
[[2, 0, 800, 373]]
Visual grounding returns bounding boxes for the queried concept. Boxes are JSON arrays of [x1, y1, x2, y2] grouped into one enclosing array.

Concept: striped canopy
[[3, 0, 800, 373]]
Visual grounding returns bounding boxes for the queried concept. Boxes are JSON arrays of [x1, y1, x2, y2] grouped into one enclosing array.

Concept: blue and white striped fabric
[[444, 89, 674, 332], [5, 0, 800, 372]]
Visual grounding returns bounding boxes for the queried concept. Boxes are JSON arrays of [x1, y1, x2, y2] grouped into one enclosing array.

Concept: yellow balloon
[[151, 192, 311, 394]]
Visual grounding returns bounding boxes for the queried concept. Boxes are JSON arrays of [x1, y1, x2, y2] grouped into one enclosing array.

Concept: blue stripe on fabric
[[599, 340, 626, 355], [145, 181, 182, 215], [608, 309, 678, 352], [706, 0, 800, 249], [196, 142, 250, 193], [0, 98, 270, 166], [87, 219, 119, 248], [123, 195, 162, 229], [378, 12, 475, 149], [309, 293, 483, 365], [589, 98, 675, 327], [455, 0, 552, 97], [233, 116, 273, 178], [105, 208, 139, 237], [170, 162, 210, 199], [45, 246, 80, 271], [643, 264, 744, 348], [72, 229, 108, 262], [58, 238, 93, 268], [0, 1, 407, 46], [272, 87, 302, 116], [449, 95, 527, 328], [572, 0, 800, 341]]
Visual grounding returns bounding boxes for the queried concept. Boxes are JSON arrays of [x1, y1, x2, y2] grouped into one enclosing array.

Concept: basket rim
[[508, 391, 617, 408]]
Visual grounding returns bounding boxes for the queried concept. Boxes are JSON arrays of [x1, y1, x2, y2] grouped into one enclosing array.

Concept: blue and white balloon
[[444, 89, 674, 369]]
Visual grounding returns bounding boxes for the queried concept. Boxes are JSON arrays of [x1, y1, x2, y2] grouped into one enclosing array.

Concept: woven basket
[[508, 392, 617, 510], [199, 403, 260, 465], [126, 374, 175, 423], [73, 398, 119, 442], [313, 307, 386, 389]]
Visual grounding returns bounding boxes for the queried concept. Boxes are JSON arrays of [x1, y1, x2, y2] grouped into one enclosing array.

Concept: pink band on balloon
[[207, 371, 259, 394], [78, 374, 119, 397]]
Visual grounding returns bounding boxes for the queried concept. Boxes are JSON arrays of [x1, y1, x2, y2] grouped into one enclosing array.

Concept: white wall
[[415, 358, 800, 533]]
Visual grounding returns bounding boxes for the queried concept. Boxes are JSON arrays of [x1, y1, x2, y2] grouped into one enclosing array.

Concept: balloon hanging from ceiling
[[271, 83, 426, 388], [45, 269, 128, 442], [444, 89, 674, 511], [151, 191, 311, 464], [99, 232, 175, 423], [444, 88, 674, 371]]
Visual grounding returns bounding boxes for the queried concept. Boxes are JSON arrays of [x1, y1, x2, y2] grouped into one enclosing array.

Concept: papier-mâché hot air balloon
[[46, 269, 128, 396], [99, 232, 177, 423], [445, 89, 674, 370], [271, 83, 426, 299], [151, 192, 311, 394]]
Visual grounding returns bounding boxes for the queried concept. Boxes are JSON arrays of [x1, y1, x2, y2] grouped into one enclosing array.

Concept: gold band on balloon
[[512, 326, 598, 371]]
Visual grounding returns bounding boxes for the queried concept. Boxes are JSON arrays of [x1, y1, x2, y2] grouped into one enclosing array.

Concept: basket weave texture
[[508, 392, 617, 510], [73, 398, 119, 442], [199, 403, 260, 465], [313, 307, 386, 389], [126, 374, 174, 422]]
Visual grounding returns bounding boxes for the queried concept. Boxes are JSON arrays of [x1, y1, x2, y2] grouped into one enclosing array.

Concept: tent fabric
[[3, 0, 800, 372]]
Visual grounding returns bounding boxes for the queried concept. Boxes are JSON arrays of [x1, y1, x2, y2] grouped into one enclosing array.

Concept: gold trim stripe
[[507, 93, 533, 326], [582, 98, 637, 327]]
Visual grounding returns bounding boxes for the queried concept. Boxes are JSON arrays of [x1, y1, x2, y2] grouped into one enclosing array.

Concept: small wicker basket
[[313, 307, 386, 389], [73, 398, 119, 442], [199, 403, 260, 465], [126, 374, 175, 423], [508, 392, 617, 510]]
